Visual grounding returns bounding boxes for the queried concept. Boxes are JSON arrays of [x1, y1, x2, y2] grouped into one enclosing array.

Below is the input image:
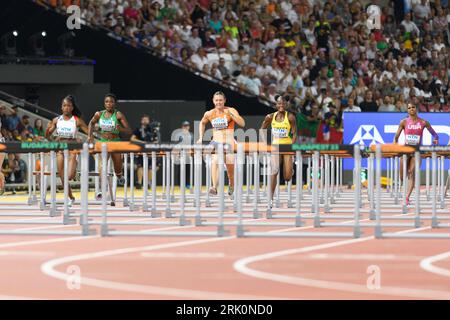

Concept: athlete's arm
[[425, 120, 439, 145], [116, 111, 132, 134], [393, 119, 405, 143], [197, 111, 210, 143], [45, 117, 58, 141], [88, 112, 101, 143], [77, 117, 89, 135], [259, 114, 273, 144], [288, 113, 297, 143], [227, 107, 245, 127]]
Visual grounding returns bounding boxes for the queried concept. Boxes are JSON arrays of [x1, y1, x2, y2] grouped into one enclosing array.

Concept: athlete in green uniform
[[88, 93, 131, 200]]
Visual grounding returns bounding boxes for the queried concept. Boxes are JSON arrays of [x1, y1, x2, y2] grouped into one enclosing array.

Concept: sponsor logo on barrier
[[350, 125, 385, 145], [292, 143, 340, 151], [21, 142, 69, 150], [343, 113, 450, 169]]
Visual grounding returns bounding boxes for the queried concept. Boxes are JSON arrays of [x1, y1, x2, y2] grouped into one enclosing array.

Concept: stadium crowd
[[39, 0, 450, 143]]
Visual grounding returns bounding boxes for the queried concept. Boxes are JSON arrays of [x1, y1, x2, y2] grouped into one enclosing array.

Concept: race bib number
[[405, 134, 420, 145], [100, 119, 116, 132], [211, 117, 228, 130], [57, 127, 75, 138], [272, 128, 288, 138]]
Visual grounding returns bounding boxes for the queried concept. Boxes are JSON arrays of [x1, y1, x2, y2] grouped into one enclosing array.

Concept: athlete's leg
[[57, 152, 75, 200], [269, 154, 281, 200], [111, 153, 123, 177], [282, 154, 294, 182], [406, 155, 420, 201], [137, 166, 143, 186], [225, 153, 235, 189], [211, 154, 218, 191]]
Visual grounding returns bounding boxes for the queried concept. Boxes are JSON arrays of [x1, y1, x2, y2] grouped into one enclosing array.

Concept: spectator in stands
[[359, 91, 379, 112], [54, 0, 450, 116], [4, 106, 20, 132], [217, 57, 230, 78], [190, 47, 210, 70], [12, 154, 26, 184], [1, 153, 26, 193], [17, 115, 34, 139], [33, 119, 46, 141], [378, 96, 397, 112], [342, 97, 361, 112], [187, 28, 202, 52]]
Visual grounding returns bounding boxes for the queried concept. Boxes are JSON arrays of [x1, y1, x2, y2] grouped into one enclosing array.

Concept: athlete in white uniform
[[46, 95, 88, 205]]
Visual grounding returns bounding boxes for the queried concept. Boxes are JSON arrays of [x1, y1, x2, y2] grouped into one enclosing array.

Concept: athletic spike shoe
[[405, 197, 410, 206], [209, 187, 217, 195], [95, 192, 102, 201], [68, 198, 75, 207], [228, 186, 234, 196], [117, 175, 125, 185]]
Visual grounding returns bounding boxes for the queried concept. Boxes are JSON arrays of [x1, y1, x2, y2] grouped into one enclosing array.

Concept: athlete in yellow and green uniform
[[88, 93, 131, 200], [261, 95, 297, 203]]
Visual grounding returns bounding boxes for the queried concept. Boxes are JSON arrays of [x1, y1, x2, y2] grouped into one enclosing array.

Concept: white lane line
[[40, 236, 287, 300], [232, 227, 450, 300], [141, 252, 226, 259], [0, 250, 56, 257], [0, 294, 42, 300], [0, 236, 97, 249], [13, 217, 156, 232], [305, 253, 424, 261], [420, 251, 450, 278], [38, 211, 419, 298]]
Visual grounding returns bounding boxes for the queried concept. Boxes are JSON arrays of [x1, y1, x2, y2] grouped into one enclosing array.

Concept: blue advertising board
[[342, 112, 450, 170]]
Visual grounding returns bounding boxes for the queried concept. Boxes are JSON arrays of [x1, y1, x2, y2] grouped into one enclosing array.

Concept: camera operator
[[130, 114, 161, 189]]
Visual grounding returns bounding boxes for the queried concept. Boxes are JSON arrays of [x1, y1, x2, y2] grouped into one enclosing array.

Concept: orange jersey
[[207, 107, 235, 131]]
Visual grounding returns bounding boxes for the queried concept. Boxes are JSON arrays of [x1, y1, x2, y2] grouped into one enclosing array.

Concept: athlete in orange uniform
[[197, 91, 245, 196]]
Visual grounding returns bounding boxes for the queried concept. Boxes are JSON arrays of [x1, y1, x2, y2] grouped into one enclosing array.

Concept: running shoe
[[117, 175, 125, 185], [228, 186, 234, 196], [209, 187, 217, 195], [68, 198, 75, 207], [95, 192, 102, 201]]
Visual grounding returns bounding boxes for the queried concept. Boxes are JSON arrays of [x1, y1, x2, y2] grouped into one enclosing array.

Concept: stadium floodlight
[[28, 31, 47, 57], [0, 31, 18, 56]]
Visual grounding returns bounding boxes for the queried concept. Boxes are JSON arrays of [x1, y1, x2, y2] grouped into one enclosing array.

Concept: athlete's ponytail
[[63, 94, 82, 118]]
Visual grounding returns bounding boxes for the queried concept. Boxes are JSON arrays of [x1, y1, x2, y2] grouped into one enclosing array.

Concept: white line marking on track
[[141, 252, 226, 259], [40, 236, 288, 300], [305, 253, 424, 261], [0, 250, 55, 257], [420, 251, 450, 278], [38, 212, 423, 299], [233, 227, 450, 300], [0, 294, 42, 300]]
